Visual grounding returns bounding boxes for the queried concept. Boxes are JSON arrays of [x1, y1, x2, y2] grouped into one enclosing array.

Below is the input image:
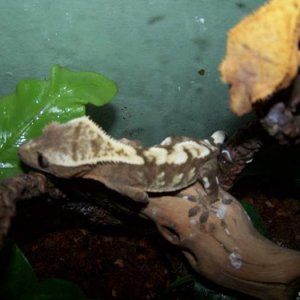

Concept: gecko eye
[[37, 152, 49, 168]]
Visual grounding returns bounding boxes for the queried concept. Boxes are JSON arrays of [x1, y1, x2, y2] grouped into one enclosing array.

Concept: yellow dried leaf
[[220, 0, 300, 116]]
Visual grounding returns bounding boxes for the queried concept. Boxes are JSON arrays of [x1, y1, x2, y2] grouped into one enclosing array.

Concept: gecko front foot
[[117, 185, 149, 203]]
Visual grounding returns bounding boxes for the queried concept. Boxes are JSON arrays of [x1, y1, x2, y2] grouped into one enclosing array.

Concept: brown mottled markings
[[78, 146, 84, 161], [59, 146, 68, 155], [71, 141, 78, 161], [145, 155, 154, 163], [91, 139, 101, 156], [105, 142, 115, 153], [74, 123, 82, 140], [87, 129, 95, 137]]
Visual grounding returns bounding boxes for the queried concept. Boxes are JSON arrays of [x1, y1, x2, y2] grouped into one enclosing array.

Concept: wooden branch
[[1, 170, 299, 298], [143, 183, 300, 299], [0, 172, 63, 247]]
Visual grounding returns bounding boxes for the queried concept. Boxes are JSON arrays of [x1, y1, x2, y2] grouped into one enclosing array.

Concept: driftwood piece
[[0, 169, 300, 298], [143, 183, 300, 299]]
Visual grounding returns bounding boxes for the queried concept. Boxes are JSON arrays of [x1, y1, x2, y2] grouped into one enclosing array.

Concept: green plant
[[0, 240, 87, 300], [0, 65, 117, 180], [0, 65, 117, 299], [165, 274, 238, 300]]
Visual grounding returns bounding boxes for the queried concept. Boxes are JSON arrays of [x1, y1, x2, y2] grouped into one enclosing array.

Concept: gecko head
[[18, 122, 66, 173], [18, 117, 96, 173], [19, 116, 145, 175], [19, 142, 49, 171]]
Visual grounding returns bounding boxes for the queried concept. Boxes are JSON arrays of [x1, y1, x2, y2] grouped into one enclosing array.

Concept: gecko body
[[19, 117, 225, 203]]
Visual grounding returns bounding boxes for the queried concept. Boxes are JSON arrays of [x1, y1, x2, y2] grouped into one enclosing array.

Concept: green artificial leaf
[[0, 241, 88, 300], [168, 274, 194, 290], [20, 279, 87, 300], [164, 274, 192, 298], [241, 200, 270, 238], [166, 274, 237, 300], [193, 281, 237, 300], [0, 241, 37, 300], [0, 65, 117, 180]]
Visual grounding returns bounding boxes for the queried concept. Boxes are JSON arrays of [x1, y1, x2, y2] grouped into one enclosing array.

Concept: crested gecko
[[18, 116, 225, 205]]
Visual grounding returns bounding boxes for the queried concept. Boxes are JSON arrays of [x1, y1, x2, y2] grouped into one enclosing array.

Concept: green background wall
[[0, 0, 265, 144]]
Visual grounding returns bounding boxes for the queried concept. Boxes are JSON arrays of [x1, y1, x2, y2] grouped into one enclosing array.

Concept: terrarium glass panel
[[0, 0, 265, 144]]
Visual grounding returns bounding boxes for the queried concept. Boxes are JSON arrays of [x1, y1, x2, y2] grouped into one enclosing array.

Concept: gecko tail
[[211, 130, 226, 145]]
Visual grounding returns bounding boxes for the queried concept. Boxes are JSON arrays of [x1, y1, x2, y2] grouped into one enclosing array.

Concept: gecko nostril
[[37, 152, 49, 168]]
